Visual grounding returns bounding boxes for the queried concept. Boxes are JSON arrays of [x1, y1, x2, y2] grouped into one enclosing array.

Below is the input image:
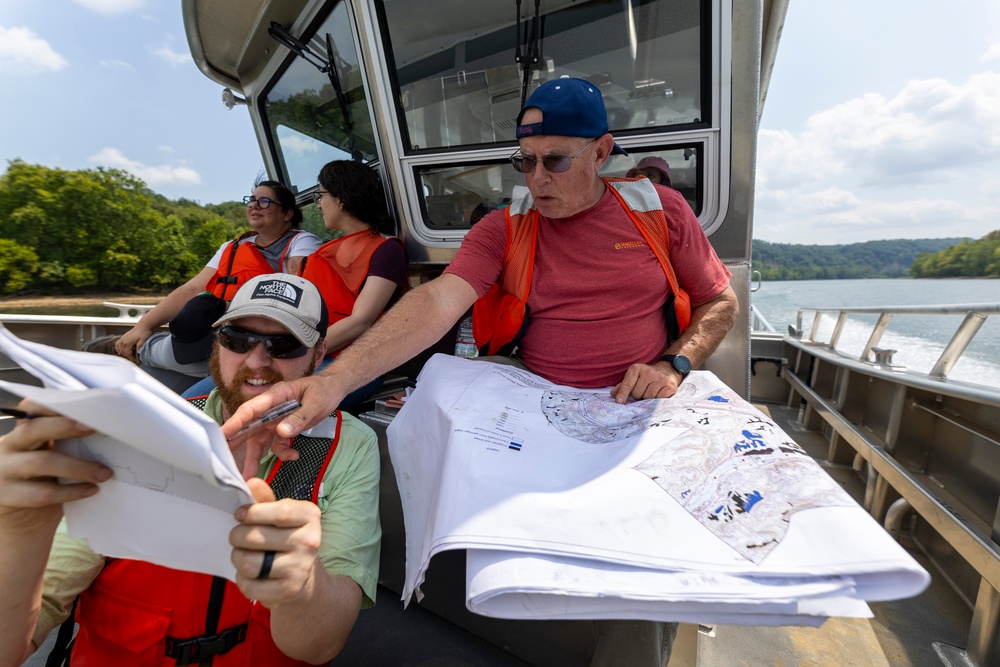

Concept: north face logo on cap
[[251, 280, 302, 307]]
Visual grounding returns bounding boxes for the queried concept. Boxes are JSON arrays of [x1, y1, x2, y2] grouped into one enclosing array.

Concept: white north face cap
[[213, 273, 328, 347]]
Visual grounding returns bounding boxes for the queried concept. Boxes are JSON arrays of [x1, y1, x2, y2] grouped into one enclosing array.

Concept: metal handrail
[[749, 305, 777, 333], [794, 303, 1000, 379]]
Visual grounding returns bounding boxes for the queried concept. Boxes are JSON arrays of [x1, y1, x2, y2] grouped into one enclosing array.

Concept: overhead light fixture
[[221, 88, 247, 110]]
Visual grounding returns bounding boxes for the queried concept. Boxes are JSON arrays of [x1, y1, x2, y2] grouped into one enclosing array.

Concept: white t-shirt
[[206, 230, 321, 271]]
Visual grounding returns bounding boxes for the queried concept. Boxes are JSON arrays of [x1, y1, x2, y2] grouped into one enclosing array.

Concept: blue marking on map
[[743, 490, 763, 512], [733, 430, 769, 453], [707, 395, 730, 403]]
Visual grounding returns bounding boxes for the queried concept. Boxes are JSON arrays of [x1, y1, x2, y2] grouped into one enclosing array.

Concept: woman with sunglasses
[[291, 161, 406, 409], [86, 180, 321, 382]]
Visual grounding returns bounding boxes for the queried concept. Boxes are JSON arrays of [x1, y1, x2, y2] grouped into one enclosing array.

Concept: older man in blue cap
[[226, 77, 739, 666]]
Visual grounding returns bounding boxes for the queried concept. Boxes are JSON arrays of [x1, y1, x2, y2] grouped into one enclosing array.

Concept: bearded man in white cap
[[0, 273, 380, 667]]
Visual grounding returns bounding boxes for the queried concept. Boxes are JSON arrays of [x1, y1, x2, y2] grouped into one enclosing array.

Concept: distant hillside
[[911, 231, 1000, 278], [751, 238, 968, 281]]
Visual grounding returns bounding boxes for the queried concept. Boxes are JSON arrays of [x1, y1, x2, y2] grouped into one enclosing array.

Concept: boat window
[[416, 143, 701, 230], [261, 2, 377, 192], [379, 0, 706, 152]]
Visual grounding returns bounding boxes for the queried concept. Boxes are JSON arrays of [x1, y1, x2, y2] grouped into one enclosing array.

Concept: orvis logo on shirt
[[251, 279, 302, 307]]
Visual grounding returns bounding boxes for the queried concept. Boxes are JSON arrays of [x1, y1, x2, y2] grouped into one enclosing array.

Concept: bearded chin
[[208, 344, 322, 417]]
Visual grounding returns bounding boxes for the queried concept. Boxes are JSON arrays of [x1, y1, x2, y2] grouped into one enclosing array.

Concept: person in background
[[0, 273, 380, 666], [85, 181, 321, 380], [184, 161, 406, 409], [626, 156, 672, 188], [223, 76, 738, 667], [307, 160, 407, 356], [303, 160, 406, 409]]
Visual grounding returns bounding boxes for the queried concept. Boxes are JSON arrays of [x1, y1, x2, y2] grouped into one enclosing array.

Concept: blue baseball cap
[[516, 77, 627, 155]]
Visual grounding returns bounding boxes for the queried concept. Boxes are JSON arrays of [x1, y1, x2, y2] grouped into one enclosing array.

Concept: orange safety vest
[[299, 230, 404, 356], [70, 403, 343, 667], [472, 178, 692, 357], [207, 230, 302, 301]]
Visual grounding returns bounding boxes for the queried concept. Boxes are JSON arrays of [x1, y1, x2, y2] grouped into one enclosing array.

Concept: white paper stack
[[0, 325, 251, 580], [387, 354, 929, 627]]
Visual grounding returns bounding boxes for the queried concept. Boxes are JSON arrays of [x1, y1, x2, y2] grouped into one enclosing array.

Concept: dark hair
[[317, 161, 392, 234], [255, 179, 304, 227]]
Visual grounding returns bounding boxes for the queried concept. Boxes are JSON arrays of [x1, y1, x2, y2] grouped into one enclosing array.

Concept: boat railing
[[100, 301, 156, 319], [749, 304, 777, 333], [794, 302, 1000, 380], [779, 302, 1000, 665]]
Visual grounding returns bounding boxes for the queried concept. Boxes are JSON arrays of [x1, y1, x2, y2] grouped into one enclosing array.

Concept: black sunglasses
[[217, 325, 309, 359]]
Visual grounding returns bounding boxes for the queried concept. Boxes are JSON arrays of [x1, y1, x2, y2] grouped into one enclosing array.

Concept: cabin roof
[[182, 0, 788, 122]]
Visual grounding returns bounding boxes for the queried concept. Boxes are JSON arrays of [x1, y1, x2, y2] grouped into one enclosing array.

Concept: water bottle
[[454, 316, 479, 358]]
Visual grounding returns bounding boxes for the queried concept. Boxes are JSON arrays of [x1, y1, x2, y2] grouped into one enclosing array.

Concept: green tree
[[0, 239, 38, 293]]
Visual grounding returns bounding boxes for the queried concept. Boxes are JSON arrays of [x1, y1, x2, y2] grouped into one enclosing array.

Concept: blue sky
[[2, 1, 1000, 245], [757, 1, 1000, 244], [0, 0, 261, 204]]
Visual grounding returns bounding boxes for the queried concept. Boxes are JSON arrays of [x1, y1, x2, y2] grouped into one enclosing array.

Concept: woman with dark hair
[[181, 163, 406, 407], [85, 180, 321, 379], [281, 160, 407, 410], [305, 160, 406, 357]]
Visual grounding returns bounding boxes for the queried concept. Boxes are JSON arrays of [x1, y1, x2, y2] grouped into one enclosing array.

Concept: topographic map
[[540, 377, 855, 563]]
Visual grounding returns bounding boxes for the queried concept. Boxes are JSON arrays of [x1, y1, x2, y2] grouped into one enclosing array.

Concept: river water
[[750, 278, 1000, 388]]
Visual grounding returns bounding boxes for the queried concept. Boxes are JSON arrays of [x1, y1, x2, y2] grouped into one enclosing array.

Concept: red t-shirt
[[444, 185, 731, 388]]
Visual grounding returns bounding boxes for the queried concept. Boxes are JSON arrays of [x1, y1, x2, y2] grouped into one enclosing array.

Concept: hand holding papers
[[0, 325, 251, 581], [387, 354, 930, 626]]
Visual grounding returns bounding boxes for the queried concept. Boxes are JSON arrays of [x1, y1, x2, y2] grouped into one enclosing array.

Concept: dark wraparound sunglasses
[[217, 325, 309, 359]]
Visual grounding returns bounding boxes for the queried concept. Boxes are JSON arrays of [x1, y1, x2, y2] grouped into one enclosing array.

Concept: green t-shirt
[[35, 391, 381, 646]]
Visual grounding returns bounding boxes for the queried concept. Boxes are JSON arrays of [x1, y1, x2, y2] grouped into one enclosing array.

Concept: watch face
[[671, 355, 692, 376]]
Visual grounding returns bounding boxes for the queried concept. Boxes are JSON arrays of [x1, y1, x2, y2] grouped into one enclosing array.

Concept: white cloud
[[756, 71, 1000, 243], [72, 0, 144, 15], [89, 147, 202, 187], [0, 25, 68, 75], [982, 43, 1000, 62], [760, 73, 1000, 191], [149, 38, 190, 66], [280, 134, 322, 155], [100, 59, 135, 71]]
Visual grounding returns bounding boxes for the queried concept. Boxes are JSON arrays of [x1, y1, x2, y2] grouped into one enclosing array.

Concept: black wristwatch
[[659, 353, 692, 379]]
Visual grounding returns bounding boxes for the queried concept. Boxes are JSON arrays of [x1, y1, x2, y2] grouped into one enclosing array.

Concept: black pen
[[0, 407, 34, 420]]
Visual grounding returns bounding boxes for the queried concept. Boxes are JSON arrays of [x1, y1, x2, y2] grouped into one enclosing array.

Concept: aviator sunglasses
[[217, 325, 309, 359], [509, 139, 595, 174]]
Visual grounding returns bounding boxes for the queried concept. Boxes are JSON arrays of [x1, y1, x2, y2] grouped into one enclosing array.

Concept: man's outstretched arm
[[226, 273, 480, 474]]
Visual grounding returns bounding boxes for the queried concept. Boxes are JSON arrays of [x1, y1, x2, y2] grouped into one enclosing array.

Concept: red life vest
[[207, 230, 301, 301], [472, 178, 692, 357], [70, 405, 343, 667], [300, 230, 404, 357]]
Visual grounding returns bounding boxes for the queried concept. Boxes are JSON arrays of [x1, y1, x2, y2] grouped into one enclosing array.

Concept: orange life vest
[[299, 230, 404, 356], [207, 230, 301, 301], [70, 404, 343, 667], [471, 178, 692, 357]]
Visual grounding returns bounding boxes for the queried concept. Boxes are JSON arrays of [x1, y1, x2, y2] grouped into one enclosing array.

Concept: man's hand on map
[[0, 400, 108, 533], [611, 361, 682, 403]]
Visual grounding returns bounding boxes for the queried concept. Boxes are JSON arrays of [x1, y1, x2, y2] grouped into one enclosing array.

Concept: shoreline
[[0, 294, 166, 314]]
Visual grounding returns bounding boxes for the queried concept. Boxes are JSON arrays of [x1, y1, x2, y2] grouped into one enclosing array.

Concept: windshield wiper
[[268, 22, 353, 130], [515, 0, 545, 108]]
